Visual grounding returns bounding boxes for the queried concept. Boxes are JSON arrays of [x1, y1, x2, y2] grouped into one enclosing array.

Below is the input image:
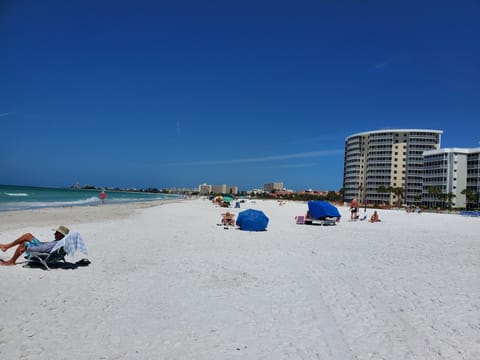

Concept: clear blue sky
[[1, 1, 479, 192]]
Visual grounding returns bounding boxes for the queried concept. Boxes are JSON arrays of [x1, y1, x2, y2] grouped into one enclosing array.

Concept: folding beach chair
[[24, 232, 89, 270], [311, 217, 338, 226], [295, 215, 305, 224], [24, 247, 68, 270]]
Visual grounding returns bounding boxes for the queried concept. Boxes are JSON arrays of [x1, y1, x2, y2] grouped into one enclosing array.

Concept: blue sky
[[1, 1, 479, 191]]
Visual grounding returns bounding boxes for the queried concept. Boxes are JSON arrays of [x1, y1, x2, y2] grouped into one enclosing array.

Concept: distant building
[[466, 149, 480, 208], [423, 148, 480, 208], [198, 184, 212, 195], [249, 188, 265, 195], [264, 182, 284, 193], [343, 129, 442, 205], [211, 184, 227, 194], [227, 185, 238, 195], [198, 183, 238, 195]]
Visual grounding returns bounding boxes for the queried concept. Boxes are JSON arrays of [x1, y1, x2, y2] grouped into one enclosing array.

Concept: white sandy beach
[[0, 199, 479, 359]]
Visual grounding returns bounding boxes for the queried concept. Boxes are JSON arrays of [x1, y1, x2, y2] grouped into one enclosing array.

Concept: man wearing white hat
[[0, 226, 70, 266]]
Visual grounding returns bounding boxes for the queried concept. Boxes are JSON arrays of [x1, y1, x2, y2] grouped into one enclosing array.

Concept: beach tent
[[307, 201, 341, 219], [236, 209, 269, 231], [222, 195, 234, 203]]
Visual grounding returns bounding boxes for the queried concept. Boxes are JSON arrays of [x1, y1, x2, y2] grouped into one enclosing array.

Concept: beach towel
[[51, 232, 88, 259]]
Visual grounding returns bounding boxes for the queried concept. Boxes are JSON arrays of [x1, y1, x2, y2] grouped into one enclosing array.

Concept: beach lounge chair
[[24, 247, 68, 270], [311, 217, 338, 226], [24, 232, 89, 270], [295, 215, 305, 224]]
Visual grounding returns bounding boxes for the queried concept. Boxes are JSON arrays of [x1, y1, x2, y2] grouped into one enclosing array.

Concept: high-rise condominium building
[[466, 149, 480, 208], [343, 129, 442, 206], [423, 148, 480, 209]]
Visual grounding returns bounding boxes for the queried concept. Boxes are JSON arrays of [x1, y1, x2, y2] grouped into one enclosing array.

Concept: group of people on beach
[[3, 198, 382, 267], [350, 198, 381, 223]]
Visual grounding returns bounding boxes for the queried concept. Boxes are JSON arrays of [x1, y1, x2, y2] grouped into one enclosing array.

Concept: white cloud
[[374, 62, 388, 69], [277, 163, 316, 168], [175, 149, 344, 166], [0, 112, 14, 117]]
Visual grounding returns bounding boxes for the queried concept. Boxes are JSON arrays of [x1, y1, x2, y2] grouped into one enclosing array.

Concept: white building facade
[[263, 182, 284, 193], [423, 148, 480, 208], [343, 129, 442, 206], [466, 149, 480, 208]]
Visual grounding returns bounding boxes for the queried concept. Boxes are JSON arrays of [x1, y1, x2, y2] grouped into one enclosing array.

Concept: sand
[[0, 199, 479, 359]]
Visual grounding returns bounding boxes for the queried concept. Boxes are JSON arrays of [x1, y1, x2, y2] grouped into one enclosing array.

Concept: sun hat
[[53, 225, 70, 236]]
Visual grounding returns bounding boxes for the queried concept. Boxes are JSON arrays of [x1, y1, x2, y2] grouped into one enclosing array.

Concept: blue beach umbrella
[[236, 209, 269, 231], [307, 201, 341, 219]]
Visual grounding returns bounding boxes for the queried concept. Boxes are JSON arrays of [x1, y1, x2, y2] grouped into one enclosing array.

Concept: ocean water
[[0, 185, 182, 212]]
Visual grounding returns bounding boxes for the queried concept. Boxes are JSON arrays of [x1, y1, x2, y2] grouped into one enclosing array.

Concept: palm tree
[[377, 185, 388, 193], [377, 185, 389, 205], [445, 192, 456, 209], [428, 186, 443, 208], [413, 195, 422, 204], [391, 187, 405, 206], [461, 188, 479, 210]]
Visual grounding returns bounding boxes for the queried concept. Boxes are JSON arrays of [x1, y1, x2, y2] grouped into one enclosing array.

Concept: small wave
[[0, 197, 101, 211], [0, 194, 182, 212], [5, 192, 29, 197]]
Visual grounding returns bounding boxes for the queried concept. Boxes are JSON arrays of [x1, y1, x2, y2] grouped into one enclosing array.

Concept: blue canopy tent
[[236, 209, 269, 231], [307, 201, 341, 225]]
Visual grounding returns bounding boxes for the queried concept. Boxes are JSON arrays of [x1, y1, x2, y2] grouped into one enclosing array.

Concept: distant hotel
[[343, 129, 480, 208], [198, 183, 238, 195], [263, 182, 284, 192]]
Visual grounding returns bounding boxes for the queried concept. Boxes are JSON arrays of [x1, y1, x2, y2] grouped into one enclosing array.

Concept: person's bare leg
[[0, 242, 28, 265], [0, 233, 34, 252], [0, 233, 34, 265]]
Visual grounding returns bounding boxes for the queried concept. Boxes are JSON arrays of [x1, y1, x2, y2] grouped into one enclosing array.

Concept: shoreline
[[0, 198, 184, 235]]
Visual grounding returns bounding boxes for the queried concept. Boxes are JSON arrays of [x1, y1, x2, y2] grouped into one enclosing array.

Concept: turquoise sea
[[0, 185, 182, 212]]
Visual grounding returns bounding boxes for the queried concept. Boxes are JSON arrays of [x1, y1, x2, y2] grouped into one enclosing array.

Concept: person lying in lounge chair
[[0, 226, 70, 266]]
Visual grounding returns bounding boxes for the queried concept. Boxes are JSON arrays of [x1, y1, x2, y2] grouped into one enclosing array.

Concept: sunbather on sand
[[369, 211, 381, 223], [221, 212, 235, 226], [0, 226, 69, 266]]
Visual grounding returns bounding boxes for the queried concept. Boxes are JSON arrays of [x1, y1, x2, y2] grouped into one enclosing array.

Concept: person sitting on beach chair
[[26, 231, 89, 270], [0, 226, 70, 266], [369, 211, 381, 223], [221, 212, 235, 226]]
